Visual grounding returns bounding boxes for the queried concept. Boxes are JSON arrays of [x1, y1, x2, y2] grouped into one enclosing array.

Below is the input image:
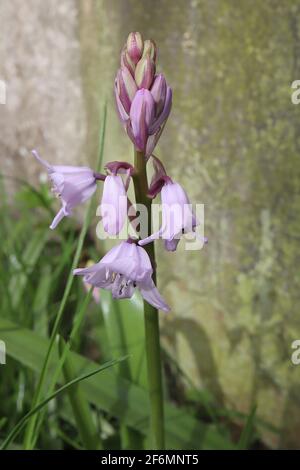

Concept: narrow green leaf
[[1, 356, 126, 450], [9, 229, 49, 310], [237, 405, 257, 450], [0, 318, 233, 450], [58, 334, 102, 450], [55, 428, 84, 450], [101, 290, 147, 387]]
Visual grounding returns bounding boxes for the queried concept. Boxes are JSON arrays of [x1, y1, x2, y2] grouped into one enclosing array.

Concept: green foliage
[[237, 406, 257, 450], [1, 355, 125, 450], [0, 173, 237, 449], [0, 317, 233, 449]]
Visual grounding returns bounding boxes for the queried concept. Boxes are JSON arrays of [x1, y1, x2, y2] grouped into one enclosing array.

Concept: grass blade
[[0, 317, 234, 449], [33, 287, 95, 440], [1, 356, 126, 450], [58, 336, 102, 449], [237, 405, 257, 450]]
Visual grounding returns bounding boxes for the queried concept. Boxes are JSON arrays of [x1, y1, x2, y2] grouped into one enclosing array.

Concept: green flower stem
[[132, 149, 165, 450]]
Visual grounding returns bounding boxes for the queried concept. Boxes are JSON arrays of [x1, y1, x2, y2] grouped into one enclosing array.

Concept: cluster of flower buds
[[115, 32, 172, 158]]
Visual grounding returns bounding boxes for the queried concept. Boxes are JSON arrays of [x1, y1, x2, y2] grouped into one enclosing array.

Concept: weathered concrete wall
[[1, 0, 300, 447]]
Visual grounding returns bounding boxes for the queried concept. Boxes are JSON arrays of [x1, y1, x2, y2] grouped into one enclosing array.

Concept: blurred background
[[1, 0, 300, 449]]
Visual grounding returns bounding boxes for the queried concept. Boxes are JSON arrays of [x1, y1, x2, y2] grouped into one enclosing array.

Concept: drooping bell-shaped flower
[[32, 150, 98, 229], [101, 175, 127, 236], [140, 163, 207, 251], [73, 240, 170, 311], [115, 32, 172, 158], [100, 161, 134, 235]]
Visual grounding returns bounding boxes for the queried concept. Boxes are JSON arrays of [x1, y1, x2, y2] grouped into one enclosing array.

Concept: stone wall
[[1, 0, 300, 447]]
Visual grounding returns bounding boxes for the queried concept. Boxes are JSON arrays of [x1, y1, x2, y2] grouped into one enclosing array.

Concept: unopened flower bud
[[142, 39, 157, 62], [150, 74, 167, 115], [135, 55, 155, 89], [126, 32, 144, 64], [121, 48, 135, 76], [130, 89, 155, 151], [115, 34, 172, 158], [116, 67, 137, 113]]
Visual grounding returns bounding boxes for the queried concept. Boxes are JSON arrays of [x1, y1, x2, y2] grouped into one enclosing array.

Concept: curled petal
[[32, 149, 52, 171], [73, 263, 107, 286], [105, 161, 134, 176], [105, 161, 134, 192], [164, 238, 180, 252], [50, 207, 67, 230], [139, 279, 170, 312]]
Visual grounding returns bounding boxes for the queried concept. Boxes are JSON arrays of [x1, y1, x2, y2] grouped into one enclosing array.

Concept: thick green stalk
[[132, 149, 165, 450]]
